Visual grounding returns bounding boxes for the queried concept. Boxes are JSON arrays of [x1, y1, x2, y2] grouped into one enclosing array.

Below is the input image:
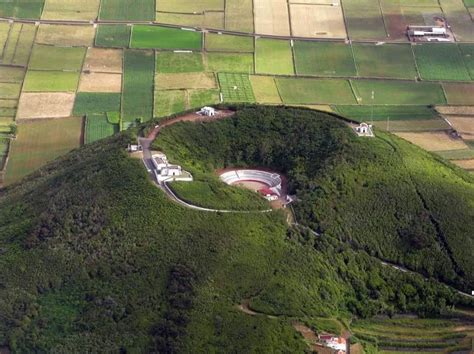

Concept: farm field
[[188, 89, 219, 108], [342, 0, 387, 39], [396, 131, 469, 151], [224, 0, 254, 32], [85, 113, 118, 144], [255, 38, 294, 75], [250, 76, 282, 104], [83, 48, 123, 74], [23, 71, 80, 92], [122, 50, 154, 124], [36, 24, 95, 47], [351, 80, 447, 105], [443, 83, 474, 105], [218, 73, 255, 102], [154, 90, 186, 118], [0, 0, 44, 18], [333, 105, 440, 121], [99, 0, 155, 21], [41, 0, 100, 21], [4, 117, 82, 185], [294, 41, 357, 77], [205, 33, 254, 52], [17, 92, 76, 119], [73, 93, 121, 116], [290, 3, 346, 39], [155, 72, 217, 90], [413, 44, 471, 81], [29, 45, 86, 71], [276, 78, 357, 104], [459, 44, 474, 80], [445, 115, 474, 140], [131, 26, 202, 50], [353, 43, 418, 79], [206, 53, 254, 73], [156, 52, 204, 73], [95, 25, 131, 48], [79, 72, 122, 93], [254, 0, 290, 36]]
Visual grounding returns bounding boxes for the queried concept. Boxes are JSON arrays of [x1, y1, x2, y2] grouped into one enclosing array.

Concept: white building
[[152, 153, 193, 183], [355, 122, 374, 137], [199, 106, 216, 116]]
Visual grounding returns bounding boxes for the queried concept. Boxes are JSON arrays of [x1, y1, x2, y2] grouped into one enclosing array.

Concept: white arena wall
[[220, 170, 282, 190]]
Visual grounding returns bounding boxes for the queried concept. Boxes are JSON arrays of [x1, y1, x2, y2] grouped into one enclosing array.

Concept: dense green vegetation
[[85, 113, 119, 144], [131, 26, 202, 50], [95, 25, 131, 48], [0, 106, 472, 352], [73, 93, 121, 116], [156, 106, 474, 292]]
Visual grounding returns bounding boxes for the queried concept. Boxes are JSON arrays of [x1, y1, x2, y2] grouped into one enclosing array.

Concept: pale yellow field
[[36, 24, 95, 47], [156, 12, 225, 29], [446, 116, 474, 140], [395, 131, 469, 151], [254, 0, 290, 36], [437, 106, 474, 115], [17, 93, 75, 119], [290, 0, 338, 3], [290, 4, 346, 38], [225, 0, 254, 32], [83, 48, 123, 73], [42, 0, 100, 20], [250, 76, 282, 104], [155, 73, 217, 90], [79, 72, 122, 93], [452, 159, 474, 169]]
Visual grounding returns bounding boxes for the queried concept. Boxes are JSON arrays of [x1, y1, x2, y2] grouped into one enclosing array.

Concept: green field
[[99, 0, 155, 21], [188, 89, 220, 108], [353, 43, 418, 79], [23, 71, 80, 92], [334, 105, 440, 122], [459, 44, 474, 80], [250, 76, 282, 104], [4, 117, 82, 185], [218, 73, 254, 102], [156, 52, 204, 73], [29, 45, 86, 71], [85, 113, 118, 144], [413, 44, 471, 81], [0, 66, 25, 82], [351, 80, 447, 105], [206, 53, 254, 73], [1, 23, 21, 64], [0, 83, 21, 99], [73, 93, 121, 116], [255, 39, 294, 76], [276, 78, 357, 104], [294, 41, 356, 77], [122, 50, 155, 123], [169, 178, 268, 211], [1, 23, 36, 66], [154, 90, 186, 118], [205, 33, 254, 52], [131, 25, 202, 50], [95, 25, 131, 48], [343, 0, 387, 39], [0, 0, 45, 18]]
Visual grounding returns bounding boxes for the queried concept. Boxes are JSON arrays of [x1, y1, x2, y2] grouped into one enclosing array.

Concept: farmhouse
[[407, 25, 449, 42], [152, 153, 193, 183]]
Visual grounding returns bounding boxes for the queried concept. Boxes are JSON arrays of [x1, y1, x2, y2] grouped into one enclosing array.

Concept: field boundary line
[[348, 41, 359, 77], [440, 82, 449, 105], [376, 0, 389, 38], [339, 0, 350, 41], [0, 21, 13, 62], [409, 43, 422, 81], [348, 79, 360, 105], [290, 39, 297, 76]]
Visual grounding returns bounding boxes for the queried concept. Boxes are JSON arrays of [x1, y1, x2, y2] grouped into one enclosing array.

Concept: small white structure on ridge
[[152, 153, 193, 183], [355, 122, 374, 137], [199, 106, 216, 117]]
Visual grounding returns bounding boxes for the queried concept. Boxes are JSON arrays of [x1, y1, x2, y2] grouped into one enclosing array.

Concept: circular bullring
[[219, 169, 284, 201]]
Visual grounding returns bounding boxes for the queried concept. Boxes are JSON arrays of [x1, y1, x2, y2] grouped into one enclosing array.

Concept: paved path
[[141, 112, 272, 214]]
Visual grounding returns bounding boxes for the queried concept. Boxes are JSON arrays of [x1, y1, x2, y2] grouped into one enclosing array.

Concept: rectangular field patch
[[29, 44, 86, 71], [254, 0, 290, 36], [73, 93, 121, 116], [255, 38, 294, 75], [0, 83, 21, 99], [294, 41, 356, 77], [36, 24, 95, 47], [443, 83, 474, 105], [225, 0, 254, 32], [218, 73, 255, 102], [83, 48, 123, 73], [154, 90, 186, 118], [95, 25, 131, 48], [85, 113, 118, 144], [79, 72, 122, 93], [250, 76, 282, 104], [276, 78, 357, 104], [122, 50, 155, 123], [41, 0, 100, 20], [155, 73, 217, 90], [395, 131, 469, 151], [0, 0, 44, 18], [343, 0, 387, 39], [206, 53, 254, 73], [351, 80, 446, 105], [205, 33, 254, 52], [4, 117, 82, 185], [156, 52, 204, 73], [131, 25, 202, 50], [23, 71, 80, 92], [290, 4, 346, 38], [100, 0, 155, 21], [17, 92, 75, 119], [445, 116, 474, 140]]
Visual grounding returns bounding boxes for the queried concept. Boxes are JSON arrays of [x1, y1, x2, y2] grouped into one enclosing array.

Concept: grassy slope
[[0, 107, 472, 352]]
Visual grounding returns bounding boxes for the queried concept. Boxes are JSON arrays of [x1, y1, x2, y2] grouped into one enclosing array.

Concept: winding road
[[139, 111, 272, 214]]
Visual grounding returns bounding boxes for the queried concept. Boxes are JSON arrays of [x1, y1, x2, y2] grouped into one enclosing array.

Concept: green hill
[[0, 106, 472, 352]]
